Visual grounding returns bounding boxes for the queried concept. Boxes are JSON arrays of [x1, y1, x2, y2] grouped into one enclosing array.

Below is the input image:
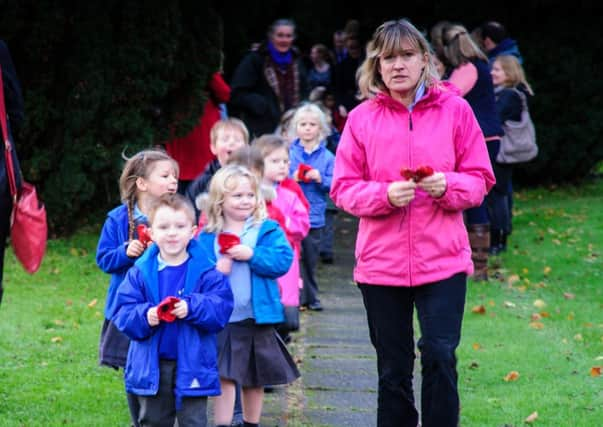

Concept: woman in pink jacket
[[330, 19, 495, 427]]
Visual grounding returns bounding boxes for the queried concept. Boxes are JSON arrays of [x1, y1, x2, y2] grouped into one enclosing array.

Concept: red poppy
[[399, 165, 434, 182], [297, 163, 313, 183], [136, 224, 152, 247], [157, 296, 180, 322], [217, 232, 241, 254]]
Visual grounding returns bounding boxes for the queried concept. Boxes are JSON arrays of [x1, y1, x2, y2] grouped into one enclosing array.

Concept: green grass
[[459, 179, 603, 426], [0, 226, 129, 427], [1, 179, 602, 426]]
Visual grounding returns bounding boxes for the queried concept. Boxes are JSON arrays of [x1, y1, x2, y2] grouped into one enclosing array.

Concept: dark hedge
[[1, 0, 221, 235]]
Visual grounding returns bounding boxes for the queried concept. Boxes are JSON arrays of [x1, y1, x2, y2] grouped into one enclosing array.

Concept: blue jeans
[[358, 273, 467, 427]]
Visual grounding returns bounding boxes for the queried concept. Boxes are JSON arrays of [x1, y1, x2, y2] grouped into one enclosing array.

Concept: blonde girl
[[288, 102, 335, 311], [196, 165, 298, 427], [95, 148, 178, 425]]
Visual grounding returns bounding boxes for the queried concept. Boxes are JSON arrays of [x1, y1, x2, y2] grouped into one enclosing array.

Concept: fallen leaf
[[508, 274, 520, 286], [567, 312, 575, 320], [504, 301, 516, 308], [51, 336, 63, 343], [540, 311, 550, 318], [87, 298, 98, 308], [552, 238, 561, 245], [471, 305, 486, 314], [533, 299, 546, 309], [488, 300, 496, 307], [590, 366, 601, 377], [574, 333, 583, 341], [65, 300, 73, 306], [504, 370, 520, 382], [525, 411, 539, 423], [563, 292, 575, 300], [543, 266, 551, 275], [472, 342, 481, 350], [530, 321, 545, 329], [531, 313, 541, 321]]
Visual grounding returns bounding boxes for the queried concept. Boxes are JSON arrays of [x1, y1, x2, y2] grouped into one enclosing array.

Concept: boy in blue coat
[[112, 193, 233, 427]]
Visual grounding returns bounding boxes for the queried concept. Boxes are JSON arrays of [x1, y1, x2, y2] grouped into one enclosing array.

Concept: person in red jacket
[[166, 69, 231, 194]]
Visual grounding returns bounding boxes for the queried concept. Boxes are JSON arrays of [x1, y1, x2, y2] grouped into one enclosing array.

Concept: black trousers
[[0, 189, 12, 306], [137, 360, 208, 427], [300, 227, 323, 306], [358, 273, 467, 427]]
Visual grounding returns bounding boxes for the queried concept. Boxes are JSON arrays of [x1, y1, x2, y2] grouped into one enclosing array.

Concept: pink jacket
[[330, 83, 495, 287], [274, 185, 310, 306]]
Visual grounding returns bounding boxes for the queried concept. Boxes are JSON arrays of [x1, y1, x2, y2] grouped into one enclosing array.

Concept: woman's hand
[[417, 172, 447, 198], [387, 180, 417, 207]]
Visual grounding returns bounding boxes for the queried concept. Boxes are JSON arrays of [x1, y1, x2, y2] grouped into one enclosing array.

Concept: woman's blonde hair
[[442, 23, 488, 68], [494, 55, 534, 95], [291, 102, 330, 141], [204, 164, 267, 233], [119, 148, 179, 241], [357, 19, 440, 100]]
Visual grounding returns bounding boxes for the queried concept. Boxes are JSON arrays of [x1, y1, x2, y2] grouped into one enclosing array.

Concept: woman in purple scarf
[[229, 19, 309, 139]]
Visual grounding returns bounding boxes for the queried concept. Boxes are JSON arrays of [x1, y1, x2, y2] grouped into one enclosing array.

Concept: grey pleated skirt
[[217, 319, 300, 387]]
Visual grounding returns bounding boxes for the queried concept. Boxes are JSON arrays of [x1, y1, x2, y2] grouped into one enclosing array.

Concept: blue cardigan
[[96, 204, 137, 319], [196, 219, 293, 324], [111, 240, 233, 404]]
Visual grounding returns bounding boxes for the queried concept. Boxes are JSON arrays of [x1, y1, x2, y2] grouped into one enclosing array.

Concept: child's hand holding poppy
[[147, 306, 160, 326], [171, 299, 188, 319], [226, 244, 254, 261]]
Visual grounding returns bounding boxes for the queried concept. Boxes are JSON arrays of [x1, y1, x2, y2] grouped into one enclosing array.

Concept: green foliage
[[1, 1, 221, 234]]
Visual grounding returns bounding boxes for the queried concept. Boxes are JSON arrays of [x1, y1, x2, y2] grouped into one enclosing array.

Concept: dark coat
[[228, 44, 308, 139]]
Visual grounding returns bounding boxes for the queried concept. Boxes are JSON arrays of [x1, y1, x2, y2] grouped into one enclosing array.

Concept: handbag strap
[[0, 63, 19, 201], [512, 87, 529, 113]]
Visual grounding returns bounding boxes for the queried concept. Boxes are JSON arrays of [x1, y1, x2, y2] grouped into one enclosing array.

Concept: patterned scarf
[[264, 58, 300, 113]]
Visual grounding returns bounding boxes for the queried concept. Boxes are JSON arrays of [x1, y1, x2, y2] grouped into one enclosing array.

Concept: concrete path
[[259, 212, 421, 427], [210, 212, 421, 426]]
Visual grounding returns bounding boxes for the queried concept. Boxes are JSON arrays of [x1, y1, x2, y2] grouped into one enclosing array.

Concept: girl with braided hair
[[95, 148, 178, 426]]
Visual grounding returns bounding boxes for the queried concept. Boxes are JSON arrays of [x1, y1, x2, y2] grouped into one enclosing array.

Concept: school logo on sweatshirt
[[189, 378, 201, 388]]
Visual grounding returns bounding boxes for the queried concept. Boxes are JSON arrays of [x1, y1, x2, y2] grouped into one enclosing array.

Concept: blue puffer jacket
[[96, 204, 137, 320], [289, 139, 335, 228], [112, 240, 233, 404], [196, 219, 293, 324]]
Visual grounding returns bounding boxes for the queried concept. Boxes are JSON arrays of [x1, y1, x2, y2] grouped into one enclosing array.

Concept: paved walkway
[[210, 212, 421, 426], [259, 211, 378, 427]]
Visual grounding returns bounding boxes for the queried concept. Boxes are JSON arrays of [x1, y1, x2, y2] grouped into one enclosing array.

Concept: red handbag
[[1, 65, 47, 274]]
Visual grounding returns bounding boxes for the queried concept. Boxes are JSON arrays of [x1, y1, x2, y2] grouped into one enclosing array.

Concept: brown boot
[[467, 223, 490, 281]]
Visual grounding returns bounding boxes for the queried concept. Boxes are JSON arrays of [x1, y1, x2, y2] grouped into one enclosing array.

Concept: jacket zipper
[[408, 110, 413, 285]]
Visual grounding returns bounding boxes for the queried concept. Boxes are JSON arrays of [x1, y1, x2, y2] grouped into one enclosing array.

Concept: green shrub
[[2, 0, 221, 234]]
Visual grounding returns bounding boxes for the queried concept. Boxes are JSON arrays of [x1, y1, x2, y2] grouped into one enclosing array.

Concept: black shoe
[[321, 256, 334, 264], [308, 301, 323, 311]]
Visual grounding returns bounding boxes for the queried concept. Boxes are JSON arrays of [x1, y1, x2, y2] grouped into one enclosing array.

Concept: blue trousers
[[359, 273, 467, 427]]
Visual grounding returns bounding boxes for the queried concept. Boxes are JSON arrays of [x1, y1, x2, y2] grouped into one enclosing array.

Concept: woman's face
[[378, 40, 427, 104], [491, 60, 508, 86], [270, 24, 295, 53]]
